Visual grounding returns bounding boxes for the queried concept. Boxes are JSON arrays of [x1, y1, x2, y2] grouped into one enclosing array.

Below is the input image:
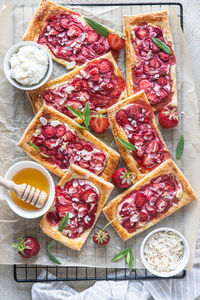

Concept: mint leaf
[[66, 105, 80, 118], [47, 241, 61, 265], [83, 102, 91, 130], [66, 102, 91, 131], [58, 212, 69, 232], [84, 17, 110, 38], [176, 135, 184, 160], [27, 141, 49, 158], [117, 137, 136, 151], [112, 240, 136, 272], [151, 37, 172, 55], [112, 249, 129, 262]]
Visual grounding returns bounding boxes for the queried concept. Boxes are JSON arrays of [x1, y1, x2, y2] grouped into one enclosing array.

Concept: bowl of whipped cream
[[3, 41, 53, 90], [140, 227, 190, 277]]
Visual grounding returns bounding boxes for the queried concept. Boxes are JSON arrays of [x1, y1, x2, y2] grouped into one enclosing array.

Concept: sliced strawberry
[[60, 17, 68, 29], [142, 154, 155, 168], [159, 88, 169, 100], [34, 136, 45, 146], [55, 124, 66, 137], [122, 219, 134, 229], [90, 114, 109, 133], [57, 195, 71, 206], [158, 51, 170, 62], [149, 57, 161, 69], [65, 130, 76, 142], [87, 30, 99, 43], [152, 27, 163, 38], [57, 205, 73, 218], [107, 33, 125, 51], [146, 89, 159, 104], [89, 67, 100, 81], [147, 140, 160, 153], [92, 43, 105, 55], [156, 198, 169, 212], [46, 211, 60, 225], [43, 125, 56, 138], [157, 76, 167, 86], [68, 24, 82, 37], [84, 144, 93, 152], [56, 151, 64, 161], [38, 36, 46, 44], [99, 60, 112, 73], [139, 79, 154, 92], [139, 212, 148, 222], [81, 189, 97, 203], [44, 138, 58, 149], [145, 204, 157, 217], [135, 193, 145, 208], [151, 42, 160, 54], [135, 27, 149, 39], [74, 143, 83, 151], [43, 91, 55, 103], [134, 62, 144, 76]]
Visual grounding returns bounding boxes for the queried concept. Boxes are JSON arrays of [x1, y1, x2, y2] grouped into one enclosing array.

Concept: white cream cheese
[[144, 231, 184, 272], [9, 45, 48, 86]]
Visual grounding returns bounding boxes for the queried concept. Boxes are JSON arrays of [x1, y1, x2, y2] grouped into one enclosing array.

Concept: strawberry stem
[[101, 215, 122, 232]]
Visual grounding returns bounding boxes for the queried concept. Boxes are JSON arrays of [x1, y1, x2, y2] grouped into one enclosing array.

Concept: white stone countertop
[[0, 0, 199, 299]]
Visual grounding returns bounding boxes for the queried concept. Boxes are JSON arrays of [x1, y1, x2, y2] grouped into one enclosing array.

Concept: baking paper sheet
[[0, 2, 199, 270]]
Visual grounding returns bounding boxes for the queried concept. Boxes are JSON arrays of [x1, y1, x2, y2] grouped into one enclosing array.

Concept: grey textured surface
[[0, 0, 199, 299]]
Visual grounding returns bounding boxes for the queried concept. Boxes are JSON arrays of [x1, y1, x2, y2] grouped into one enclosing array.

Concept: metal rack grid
[[14, 1, 184, 282]]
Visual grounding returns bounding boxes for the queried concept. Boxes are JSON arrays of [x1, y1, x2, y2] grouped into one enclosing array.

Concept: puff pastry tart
[[103, 159, 197, 241], [107, 90, 170, 181], [27, 52, 126, 122], [124, 10, 177, 112], [40, 164, 114, 250], [23, 0, 121, 69], [18, 105, 120, 181]]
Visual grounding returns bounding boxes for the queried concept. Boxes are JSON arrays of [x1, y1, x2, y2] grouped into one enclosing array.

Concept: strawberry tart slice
[[18, 105, 120, 181], [27, 52, 126, 121], [40, 164, 114, 250], [124, 10, 177, 112], [103, 159, 197, 241], [107, 90, 170, 182], [23, 0, 121, 69]]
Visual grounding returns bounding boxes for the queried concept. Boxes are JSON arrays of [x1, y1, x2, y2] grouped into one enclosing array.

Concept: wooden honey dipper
[[0, 176, 48, 208]]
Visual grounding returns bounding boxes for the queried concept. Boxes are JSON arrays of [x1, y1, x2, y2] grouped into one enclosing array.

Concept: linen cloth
[[32, 225, 200, 300]]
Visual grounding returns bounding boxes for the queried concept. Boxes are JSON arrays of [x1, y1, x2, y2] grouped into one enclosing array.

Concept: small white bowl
[[3, 41, 53, 91], [4, 161, 55, 219], [140, 227, 190, 277]]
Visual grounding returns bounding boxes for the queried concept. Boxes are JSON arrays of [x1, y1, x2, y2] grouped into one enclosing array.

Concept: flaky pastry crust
[[103, 159, 197, 241], [124, 10, 177, 111], [18, 105, 120, 181], [107, 90, 170, 182], [26, 52, 127, 122], [40, 164, 114, 250]]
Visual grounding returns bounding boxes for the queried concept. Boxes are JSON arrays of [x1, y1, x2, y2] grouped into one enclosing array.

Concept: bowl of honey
[[4, 161, 55, 218]]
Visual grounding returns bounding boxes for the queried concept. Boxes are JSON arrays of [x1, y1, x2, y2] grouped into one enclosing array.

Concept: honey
[[10, 168, 49, 211]]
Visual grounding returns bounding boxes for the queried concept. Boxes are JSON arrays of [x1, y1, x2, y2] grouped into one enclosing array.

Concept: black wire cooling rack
[[14, 2, 184, 282]]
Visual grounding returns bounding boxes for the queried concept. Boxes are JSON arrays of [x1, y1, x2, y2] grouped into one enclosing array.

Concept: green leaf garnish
[[47, 240, 61, 265], [151, 37, 172, 55], [66, 102, 91, 131], [58, 212, 69, 232], [112, 240, 136, 272], [84, 17, 110, 38], [176, 135, 184, 160], [27, 141, 49, 158], [117, 137, 136, 151]]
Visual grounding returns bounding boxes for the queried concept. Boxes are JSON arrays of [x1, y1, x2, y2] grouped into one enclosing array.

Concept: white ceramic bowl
[[4, 161, 55, 219], [140, 227, 190, 277], [3, 41, 53, 90]]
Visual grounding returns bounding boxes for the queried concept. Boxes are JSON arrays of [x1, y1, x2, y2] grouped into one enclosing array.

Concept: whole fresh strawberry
[[112, 168, 133, 189], [13, 236, 40, 258], [107, 33, 125, 50], [158, 107, 179, 129], [93, 216, 121, 246], [90, 113, 109, 133]]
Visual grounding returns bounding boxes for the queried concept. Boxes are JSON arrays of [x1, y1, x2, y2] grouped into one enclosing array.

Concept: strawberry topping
[[37, 12, 117, 66], [116, 101, 170, 172], [31, 122, 106, 175], [131, 24, 175, 111], [47, 179, 99, 238], [42, 58, 125, 117], [118, 174, 182, 233]]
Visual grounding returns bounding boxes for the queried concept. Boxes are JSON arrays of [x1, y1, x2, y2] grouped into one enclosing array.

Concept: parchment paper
[[0, 2, 199, 270]]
